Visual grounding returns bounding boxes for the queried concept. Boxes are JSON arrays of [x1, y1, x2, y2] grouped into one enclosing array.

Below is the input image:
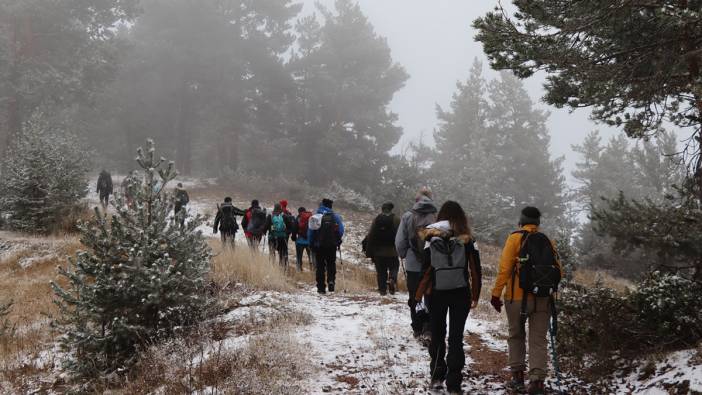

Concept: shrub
[[630, 272, 702, 343], [559, 272, 702, 374], [0, 116, 90, 234], [52, 140, 212, 379]]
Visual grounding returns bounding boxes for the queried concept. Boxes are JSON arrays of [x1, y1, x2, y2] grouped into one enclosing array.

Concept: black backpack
[[247, 207, 267, 235], [374, 214, 397, 246], [317, 212, 339, 249], [516, 231, 561, 297]]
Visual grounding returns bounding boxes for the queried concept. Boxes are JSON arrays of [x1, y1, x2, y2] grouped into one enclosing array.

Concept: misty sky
[[304, 0, 620, 178]]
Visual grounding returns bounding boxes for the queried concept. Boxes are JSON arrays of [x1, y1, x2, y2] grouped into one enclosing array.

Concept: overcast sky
[[303, 0, 621, 178]]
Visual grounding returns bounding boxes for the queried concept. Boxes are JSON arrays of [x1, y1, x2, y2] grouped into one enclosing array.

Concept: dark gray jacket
[[395, 197, 438, 272]]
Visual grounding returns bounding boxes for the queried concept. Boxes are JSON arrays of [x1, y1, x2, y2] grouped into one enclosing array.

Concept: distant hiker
[[121, 171, 137, 208], [364, 202, 401, 295], [490, 207, 562, 395], [396, 187, 437, 339], [415, 201, 481, 394], [174, 183, 190, 227], [241, 200, 267, 250], [213, 197, 245, 247], [96, 169, 113, 209], [308, 198, 344, 294], [294, 207, 314, 271], [267, 203, 289, 266]]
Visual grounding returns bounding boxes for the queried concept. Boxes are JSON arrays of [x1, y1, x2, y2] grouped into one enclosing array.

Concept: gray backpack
[[429, 237, 468, 290]]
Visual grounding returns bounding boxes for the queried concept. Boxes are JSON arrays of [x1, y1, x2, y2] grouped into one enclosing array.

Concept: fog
[[306, 0, 619, 175]]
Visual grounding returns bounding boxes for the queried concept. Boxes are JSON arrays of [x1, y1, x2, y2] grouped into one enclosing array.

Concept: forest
[[0, 0, 701, 393]]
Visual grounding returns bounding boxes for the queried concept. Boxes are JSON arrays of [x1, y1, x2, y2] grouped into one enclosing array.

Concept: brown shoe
[[506, 371, 525, 392], [527, 380, 545, 395]]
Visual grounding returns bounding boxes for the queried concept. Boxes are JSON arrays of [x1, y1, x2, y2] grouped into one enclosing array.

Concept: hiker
[[364, 202, 401, 295], [294, 207, 314, 271], [415, 201, 482, 394], [121, 171, 137, 208], [266, 203, 289, 266], [490, 207, 563, 395], [241, 200, 267, 250], [174, 183, 190, 228], [96, 169, 113, 209], [396, 187, 437, 339], [308, 198, 344, 294], [213, 197, 245, 247]]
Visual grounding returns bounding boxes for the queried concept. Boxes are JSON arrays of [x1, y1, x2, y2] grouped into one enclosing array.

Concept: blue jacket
[[308, 206, 344, 249]]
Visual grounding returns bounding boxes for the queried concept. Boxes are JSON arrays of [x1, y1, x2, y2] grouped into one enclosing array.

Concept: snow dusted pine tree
[[0, 116, 89, 233], [52, 140, 212, 378]]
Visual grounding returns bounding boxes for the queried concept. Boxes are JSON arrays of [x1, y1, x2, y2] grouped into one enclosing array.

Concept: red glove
[[490, 296, 503, 313]]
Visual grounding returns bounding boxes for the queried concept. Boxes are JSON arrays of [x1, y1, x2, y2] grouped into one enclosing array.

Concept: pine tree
[[473, 1, 702, 190], [288, 0, 409, 190], [0, 115, 89, 233], [432, 65, 566, 242], [52, 140, 212, 378]]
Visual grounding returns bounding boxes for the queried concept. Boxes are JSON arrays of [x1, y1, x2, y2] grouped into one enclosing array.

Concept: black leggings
[[429, 287, 471, 392]]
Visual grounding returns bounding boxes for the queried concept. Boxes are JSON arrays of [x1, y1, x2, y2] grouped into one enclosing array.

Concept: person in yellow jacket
[[490, 207, 562, 395]]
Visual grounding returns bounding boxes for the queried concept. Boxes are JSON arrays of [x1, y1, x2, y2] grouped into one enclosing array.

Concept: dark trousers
[[247, 235, 262, 250], [374, 256, 399, 293], [272, 236, 288, 265], [315, 247, 337, 292], [99, 192, 110, 208], [429, 287, 471, 391], [295, 244, 313, 270], [220, 229, 236, 248], [407, 270, 431, 334]]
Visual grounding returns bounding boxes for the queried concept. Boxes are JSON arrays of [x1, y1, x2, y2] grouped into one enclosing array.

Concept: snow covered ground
[[3, 177, 701, 394]]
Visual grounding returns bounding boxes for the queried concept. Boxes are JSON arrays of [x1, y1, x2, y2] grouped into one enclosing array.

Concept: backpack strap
[[510, 230, 529, 303]]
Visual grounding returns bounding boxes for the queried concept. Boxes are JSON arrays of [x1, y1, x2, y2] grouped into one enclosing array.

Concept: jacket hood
[[412, 196, 437, 215], [317, 206, 333, 215], [280, 200, 288, 210], [419, 220, 472, 245]]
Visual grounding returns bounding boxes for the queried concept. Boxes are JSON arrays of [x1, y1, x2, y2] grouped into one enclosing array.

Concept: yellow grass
[[0, 236, 80, 369], [209, 240, 405, 295], [572, 267, 634, 293]]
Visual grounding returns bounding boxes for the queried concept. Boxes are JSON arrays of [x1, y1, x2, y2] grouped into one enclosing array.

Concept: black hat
[[322, 198, 334, 209], [251, 199, 259, 207], [520, 206, 541, 226], [224, 197, 232, 203], [381, 202, 394, 213], [298, 207, 306, 213]]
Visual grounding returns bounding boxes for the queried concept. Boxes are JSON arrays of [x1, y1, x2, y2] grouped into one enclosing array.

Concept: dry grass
[[124, 330, 311, 395], [0, 236, 79, 366], [209, 240, 405, 295], [572, 267, 634, 293]]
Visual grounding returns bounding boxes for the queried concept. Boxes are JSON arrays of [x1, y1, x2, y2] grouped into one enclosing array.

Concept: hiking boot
[[328, 283, 335, 292], [317, 289, 326, 294], [506, 371, 526, 392], [447, 389, 463, 395], [429, 379, 444, 390], [527, 380, 545, 395], [388, 279, 396, 295], [412, 329, 422, 339], [379, 289, 387, 296]]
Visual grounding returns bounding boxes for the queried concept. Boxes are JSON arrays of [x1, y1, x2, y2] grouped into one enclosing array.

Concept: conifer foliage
[[0, 116, 89, 233], [52, 140, 212, 378]]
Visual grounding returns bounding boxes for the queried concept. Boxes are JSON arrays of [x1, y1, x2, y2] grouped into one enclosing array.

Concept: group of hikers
[[363, 188, 562, 395], [212, 196, 345, 294], [97, 170, 562, 394]]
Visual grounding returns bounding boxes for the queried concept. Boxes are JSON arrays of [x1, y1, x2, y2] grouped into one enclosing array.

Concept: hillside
[[1, 180, 701, 394]]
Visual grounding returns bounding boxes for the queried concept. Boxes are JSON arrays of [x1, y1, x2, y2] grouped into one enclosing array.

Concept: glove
[[490, 296, 503, 313], [415, 300, 429, 314]]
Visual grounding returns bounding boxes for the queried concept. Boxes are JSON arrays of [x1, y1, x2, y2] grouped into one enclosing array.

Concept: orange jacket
[[491, 224, 563, 301]]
